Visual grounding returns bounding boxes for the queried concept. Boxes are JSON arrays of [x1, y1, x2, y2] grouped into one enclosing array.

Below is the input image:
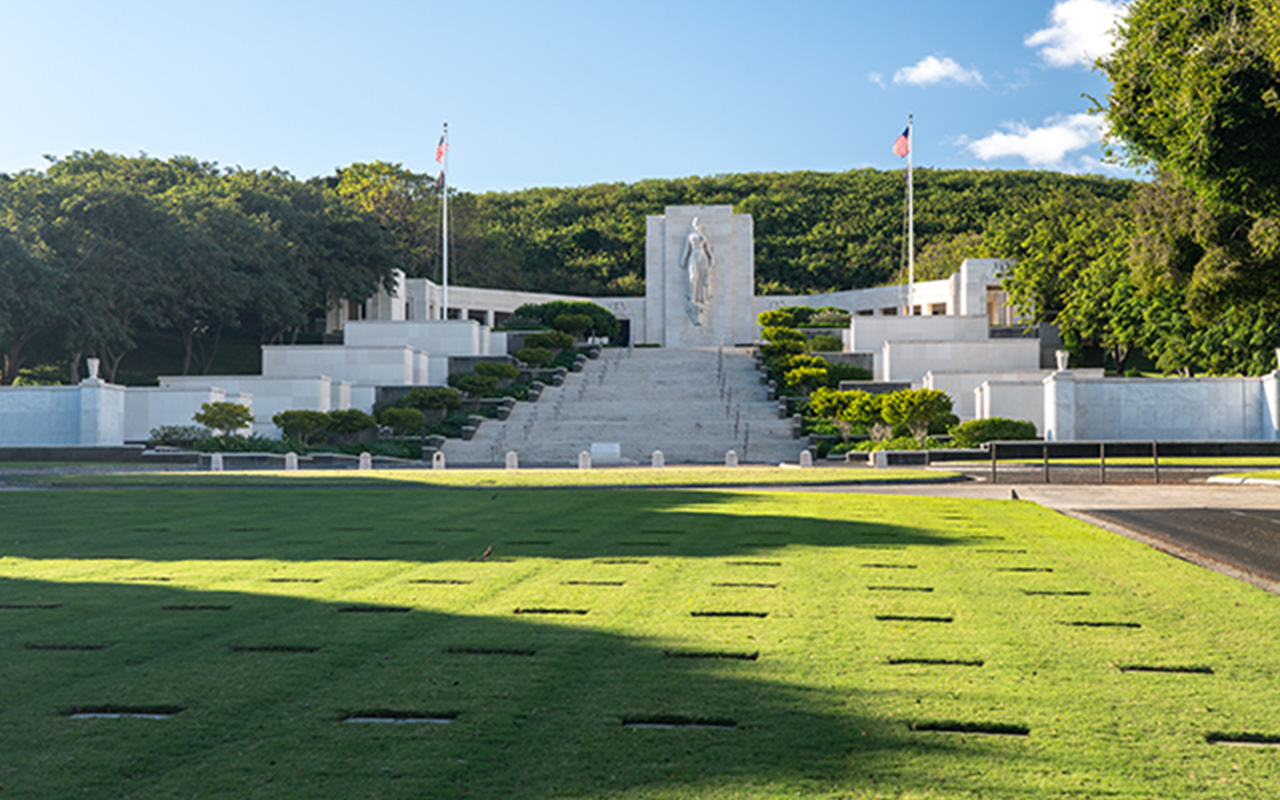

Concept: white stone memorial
[[505, 450, 519, 470], [645, 205, 755, 347], [359, 452, 372, 470], [432, 451, 446, 470], [651, 450, 664, 468], [725, 450, 738, 467], [799, 449, 813, 468], [210, 453, 224, 472], [578, 450, 592, 470], [285, 452, 299, 471]]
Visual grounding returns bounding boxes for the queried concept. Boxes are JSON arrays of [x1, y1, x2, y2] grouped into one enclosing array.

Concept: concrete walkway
[[442, 347, 804, 466]]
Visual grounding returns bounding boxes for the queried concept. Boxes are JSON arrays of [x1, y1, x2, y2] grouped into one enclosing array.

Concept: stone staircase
[[440, 347, 804, 466]]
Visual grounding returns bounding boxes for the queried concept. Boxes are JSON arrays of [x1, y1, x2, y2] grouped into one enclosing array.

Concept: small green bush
[[948, 417, 1038, 448], [194, 401, 254, 436], [760, 340, 806, 361], [404, 386, 462, 411], [474, 361, 520, 380], [515, 346, 554, 366], [807, 334, 843, 352], [553, 313, 594, 336], [449, 373, 498, 396], [148, 425, 210, 448], [783, 366, 829, 394], [809, 308, 852, 328], [824, 362, 873, 384], [761, 326, 806, 343], [379, 407, 424, 437], [523, 331, 573, 350], [272, 410, 330, 445], [326, 409, 377, 434]]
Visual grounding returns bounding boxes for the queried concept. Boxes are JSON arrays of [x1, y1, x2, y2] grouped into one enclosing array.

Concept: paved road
[[807, 479, 1280, 595]]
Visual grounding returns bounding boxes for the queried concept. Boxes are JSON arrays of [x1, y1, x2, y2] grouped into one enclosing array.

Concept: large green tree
[[1102, 0, 1280, 214]]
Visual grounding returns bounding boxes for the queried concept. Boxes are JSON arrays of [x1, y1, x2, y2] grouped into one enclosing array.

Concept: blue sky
[[0, 0, 1135, 192]]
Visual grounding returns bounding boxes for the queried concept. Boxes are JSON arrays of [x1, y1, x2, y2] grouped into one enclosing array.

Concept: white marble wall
[[262, 345, 421, 386], [159, 375, 343, 438], [880, 338, 1039, 382], [125, 386, 236, 443], [1043, 372, 1280, 441], [853, 315, 989, 355], [0, 381, 125, 445]]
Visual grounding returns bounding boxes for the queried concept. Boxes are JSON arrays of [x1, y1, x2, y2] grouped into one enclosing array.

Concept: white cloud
[[1026, 0, 1129, 67], [892, 56, 983, 87], [967, 113, 1103, 165], [868, 71, 886, 88]]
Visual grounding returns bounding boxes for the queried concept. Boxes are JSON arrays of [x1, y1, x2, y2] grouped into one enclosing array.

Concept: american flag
[[435, 133, 449, 163], [892, 126, 910, 158]]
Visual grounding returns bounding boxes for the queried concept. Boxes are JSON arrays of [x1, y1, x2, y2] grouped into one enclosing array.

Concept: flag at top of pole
[[892, 126, 910, 158], [435, 131, 449, 163]]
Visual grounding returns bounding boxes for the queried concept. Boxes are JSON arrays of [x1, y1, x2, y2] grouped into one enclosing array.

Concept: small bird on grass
[[482, 546, 493, 560], [1010, 489, 1020, 500]]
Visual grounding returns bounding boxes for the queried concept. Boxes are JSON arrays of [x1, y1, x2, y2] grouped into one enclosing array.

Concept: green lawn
[[2, 486, 1278, 798], [20, 464, 960, 488]]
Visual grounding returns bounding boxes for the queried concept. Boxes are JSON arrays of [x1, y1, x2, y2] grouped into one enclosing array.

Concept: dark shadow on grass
[[1, 487, 979, 564], [0, 577, 982, 799]]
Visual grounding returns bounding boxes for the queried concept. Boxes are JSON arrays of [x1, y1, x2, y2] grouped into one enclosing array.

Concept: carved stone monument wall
[[644, 205, 754, 347]]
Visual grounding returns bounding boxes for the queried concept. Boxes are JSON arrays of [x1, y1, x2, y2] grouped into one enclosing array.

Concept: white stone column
[[1043, 370, 1076, 442]]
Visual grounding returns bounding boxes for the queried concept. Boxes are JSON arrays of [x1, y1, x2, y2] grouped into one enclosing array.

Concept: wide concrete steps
[[441, 347, 802, 466]]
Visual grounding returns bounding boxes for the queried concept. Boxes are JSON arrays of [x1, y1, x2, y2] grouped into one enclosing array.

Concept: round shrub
[[272, 409, 329, 445], [404, 386, 462, 411], [552, 313, 595, 336], [473, 361, 520, 380], [194, 401, 254, 436], [326, 409, 377, 434], [761, 325, 806, 343], [380, 407, 424, 436], [948, 417, 1038, 448], [515, 346, 554, 367], [807, 334, 843, 352], [449, 373, 498, 396], [523, 330, 574, 350]]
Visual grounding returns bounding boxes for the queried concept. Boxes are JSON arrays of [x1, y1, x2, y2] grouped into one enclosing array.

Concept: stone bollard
[[210, 453, 224, 472], [725, 450, 739, 467], [506, 450, 519, 470], [578, 450, 592, 470], [651, 450, 665, 468], [799, 449, 813, 468], [285, 452, 299, 471], [359, 452, 372, 471], [432, 451, 446, 470]]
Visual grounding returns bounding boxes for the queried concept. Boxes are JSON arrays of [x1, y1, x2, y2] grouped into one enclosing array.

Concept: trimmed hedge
[[948, 417, 1038, 448]]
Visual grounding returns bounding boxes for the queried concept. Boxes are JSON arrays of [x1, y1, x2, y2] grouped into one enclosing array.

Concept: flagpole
[[906, 114, 914, 316], [441, 122, 450, 321]]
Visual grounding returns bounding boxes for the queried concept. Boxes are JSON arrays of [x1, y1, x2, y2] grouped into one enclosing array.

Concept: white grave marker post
[[799, 449, 813, 468], [432, 451, 446, 470], [210, 453, 224, 472], [725, 450, 739, 467], [506, 450, 519, 470], [285, 452, 299, 471], [651, 450, 665, 468], [359, 452, 372, 471], [578, 450, 592, 470]]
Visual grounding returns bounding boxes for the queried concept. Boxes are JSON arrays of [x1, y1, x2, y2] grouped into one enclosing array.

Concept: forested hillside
[[335, 163, 1134, 296]]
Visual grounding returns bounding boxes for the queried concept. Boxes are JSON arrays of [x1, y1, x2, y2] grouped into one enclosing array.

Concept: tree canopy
[[1102, 0, 1280, 214]]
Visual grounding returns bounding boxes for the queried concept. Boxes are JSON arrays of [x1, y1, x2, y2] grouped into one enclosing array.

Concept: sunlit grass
[[22, 464, 961, 488], [2, 487, 1278, 798]]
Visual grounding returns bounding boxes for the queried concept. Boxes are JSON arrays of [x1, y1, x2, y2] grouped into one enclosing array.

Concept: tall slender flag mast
[[435, 123, 450, 320], [893, 116, 914, 315]]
